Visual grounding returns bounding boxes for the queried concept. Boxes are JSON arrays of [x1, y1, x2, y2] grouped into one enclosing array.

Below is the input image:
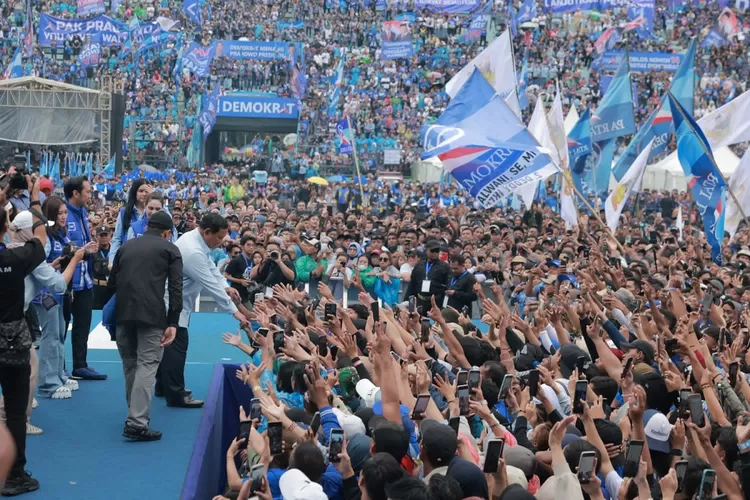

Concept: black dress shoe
[[123, 424, 162, 441], [155, 387, 191, 398], [167, 395, 204, 408]]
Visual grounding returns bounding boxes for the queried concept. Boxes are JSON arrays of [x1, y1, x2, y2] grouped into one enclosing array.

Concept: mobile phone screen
[[371, 301, 380, 322], [310, 412, 321, 435], [268, 422, 283, 455], [238, 420, 252, 441], [527, 369, 539, 399], [421, 319, 431, 342], [409, 297, 416, 314], [573, 381, 588, 414], [329, 429, 345, 463], [623, 440, 644, 478], [688, 394, 705, 427], [698, 470, 716, 500], [499, 374, 513, 399], [675, 460, 688, 493], [483, 439, 505, 473], [621, 357, 634, 380], [250, 398, 262, 420], [411, 394, 431, 419], [257, 327, 269, 337], [449, 416, 460, 434], [577, 451, 596, 484], [468, 369, 481, 390], [456, 371, 469, 386], [324, 303, 337, 321], [249, 464, 265, 493], [729, 362, 739, 386], [700, 292, 714, 317], [457, 385, 470, 416]]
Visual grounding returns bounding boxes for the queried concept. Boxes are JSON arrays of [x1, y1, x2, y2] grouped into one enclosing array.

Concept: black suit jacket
[[108, 230, 183, 329]]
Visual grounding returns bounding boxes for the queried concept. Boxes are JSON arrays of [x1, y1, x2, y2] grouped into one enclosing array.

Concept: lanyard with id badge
[[38, 290, 58, 311]]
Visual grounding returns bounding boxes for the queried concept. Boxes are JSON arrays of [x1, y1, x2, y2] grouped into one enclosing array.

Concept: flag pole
[[346, 115, 366, 206], [667, 91, 748, 222]]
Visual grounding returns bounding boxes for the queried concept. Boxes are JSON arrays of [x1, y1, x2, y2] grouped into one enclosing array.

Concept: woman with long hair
[[125, 192, 174, 241], [33, 196, 85, 400], [108, 178, 152, 265]]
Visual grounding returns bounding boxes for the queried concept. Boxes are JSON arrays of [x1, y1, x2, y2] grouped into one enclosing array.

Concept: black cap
[[97, 226, 111, 235], [420, 419, 457, 466], [148, 211, 174, 231], [621, 339, 655, 363]]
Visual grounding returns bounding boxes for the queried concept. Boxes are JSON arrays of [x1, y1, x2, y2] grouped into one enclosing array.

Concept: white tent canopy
[[641, 147, 740, 191]]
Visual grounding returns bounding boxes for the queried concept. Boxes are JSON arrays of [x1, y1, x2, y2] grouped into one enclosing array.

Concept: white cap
[[332, 408, 366, 438], [644, 412, 673, 444], [355, 379, 381, 408], [11, 211, 53, 230], [279, 469, 328, 500]]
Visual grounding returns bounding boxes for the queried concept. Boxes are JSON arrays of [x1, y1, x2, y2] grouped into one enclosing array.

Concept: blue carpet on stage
[[21, 312, 245, 500]]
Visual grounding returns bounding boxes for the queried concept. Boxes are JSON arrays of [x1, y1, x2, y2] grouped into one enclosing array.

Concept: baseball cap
[[97, 226, 111, 235], [503, 445, 535, 479], [558, 344, 591, 379], [39, 178, 54, 196], [11, 211, 53, 230], [644, 409, 673, 453], [620, 339, 655, 363], [278, 469, 328, 500], [420, 419, 457, 466], [511, 256, 527, 264], [355, 379, 381, 408]]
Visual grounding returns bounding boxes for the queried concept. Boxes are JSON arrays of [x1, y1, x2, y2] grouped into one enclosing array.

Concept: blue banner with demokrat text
[[39, 13, 129, 47], [594, 51, 684, 72], [217, 96, 300, 119], [545, 0, 634, 13]]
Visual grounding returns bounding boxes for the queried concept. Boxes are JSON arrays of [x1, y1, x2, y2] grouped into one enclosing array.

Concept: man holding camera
[[254, 241, 296, 288], [0, 175, 47, 495], [155, 214, 248, 408]]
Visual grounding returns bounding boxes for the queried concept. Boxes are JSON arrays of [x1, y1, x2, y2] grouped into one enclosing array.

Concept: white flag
[[564, 105, 580, 135], [605, 139, 655, 233], [698, 88, 750, 149], [548, 88, 577, 227], [725, 148, 750, 237], [445, 30, 521, 118], [522, 95, 558, 209], [676, 204, 684, 241]]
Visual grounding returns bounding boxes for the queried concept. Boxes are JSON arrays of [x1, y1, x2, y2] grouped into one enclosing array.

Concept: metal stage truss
[[0, 76, 123, 165]]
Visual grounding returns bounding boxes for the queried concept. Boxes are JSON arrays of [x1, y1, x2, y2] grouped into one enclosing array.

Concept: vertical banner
[[79, 33, 102, 69], [627, 0, 655, 38], [336, 117, 353, 155], [199, 85, 222, 141], [380, 21, 413, 60], [77, 0, 106, 17]]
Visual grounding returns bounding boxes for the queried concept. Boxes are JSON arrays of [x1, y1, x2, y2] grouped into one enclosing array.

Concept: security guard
[[92, 226, 112, 309]]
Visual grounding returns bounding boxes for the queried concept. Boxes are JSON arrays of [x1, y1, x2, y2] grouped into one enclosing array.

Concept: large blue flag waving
[[668, 91, 726, 264], [516, 0, 537, 24], [612, 39, 696, 181], [591, 51, 635, 142], [198, 85, 221, 141], [3, 46, 23, 79], [420, 69, 558, 208], [568, 108, 593, 195]]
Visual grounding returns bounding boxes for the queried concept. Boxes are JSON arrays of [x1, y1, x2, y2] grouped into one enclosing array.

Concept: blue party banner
[[381, 21, 413, 60], [79, 33, 102, 69], [415, 0, 482, 13], [217, 96, 300, 119], [182, 41, 217, 77], [77, 0, 105, 17], [595, 51, 684, 72], [215, 40, 301, 61], [39, 13, 129, 47]]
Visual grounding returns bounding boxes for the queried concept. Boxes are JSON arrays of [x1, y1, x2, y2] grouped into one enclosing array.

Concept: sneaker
[[26, 423, 43, 435], [71, 367, 107, 381], [1, 471, 39, 496], [31, 398, 38, 409], [123, 424, 162, 442], [50, 387, 72, 400], [64, 379, 79, 391]]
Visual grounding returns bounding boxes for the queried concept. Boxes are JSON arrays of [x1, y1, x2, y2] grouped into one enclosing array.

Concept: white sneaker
[[32, 398, 38, 409], [26, 423, 43, 435], [51, 386, 72, 399], [64, 379, 79, 391]]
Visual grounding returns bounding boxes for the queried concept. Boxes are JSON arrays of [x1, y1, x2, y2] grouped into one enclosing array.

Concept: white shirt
[[173, 229, 237, 328]]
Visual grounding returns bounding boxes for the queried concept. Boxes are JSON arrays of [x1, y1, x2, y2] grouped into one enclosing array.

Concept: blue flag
[[85, 154, 93, 180], [328, 57, 345, 116], [516, 0, 536, 24], [668, 92, 726, 264], [50, 154, 61, 187], [183, 0, 203, 26], [568, 108, 593, 193], [40, 151, 48, 177], [3, 46, 23, 79], [199, 85, 221, 141], [517, 56, 529, 110], [420, 69, 558, 208], [612, 39, 696, 181], [591, 53, 635, 142], [103, 155, 115, 180], [336, 117, 354, 155], [590, 139, 615, 198]]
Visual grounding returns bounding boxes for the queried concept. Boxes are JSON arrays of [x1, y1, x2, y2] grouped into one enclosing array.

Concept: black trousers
[[0, 361, 31, 478], [63, 288, 93, 371], [156, 327, 188, 404]]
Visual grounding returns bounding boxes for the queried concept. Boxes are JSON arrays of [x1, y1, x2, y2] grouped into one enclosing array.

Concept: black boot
[[123, 423, 162, 441]]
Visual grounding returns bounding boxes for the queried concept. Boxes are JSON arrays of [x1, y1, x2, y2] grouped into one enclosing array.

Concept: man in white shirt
[[155, 214, 248, 408]]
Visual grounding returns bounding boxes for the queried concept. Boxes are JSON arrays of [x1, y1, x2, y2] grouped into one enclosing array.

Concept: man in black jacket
[[445, 255, 477, 316], [108, 211, 183, 441], [404, 239, 450, 313]]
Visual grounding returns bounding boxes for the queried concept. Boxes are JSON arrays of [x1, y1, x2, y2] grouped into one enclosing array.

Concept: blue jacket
[[33, 228, 71, 305], [65, 202, 94, 291]]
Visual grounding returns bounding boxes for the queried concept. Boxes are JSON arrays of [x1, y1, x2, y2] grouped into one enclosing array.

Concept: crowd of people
[[1, 161, 750, 500], [2, 0, 750, 169]]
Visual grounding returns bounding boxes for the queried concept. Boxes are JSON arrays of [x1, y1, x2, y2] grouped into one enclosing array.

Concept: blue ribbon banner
[[414, 0, 482, 13], [217, 96, 300, 119], [595, 51, 684, 72], [39, 13, 129, 47]]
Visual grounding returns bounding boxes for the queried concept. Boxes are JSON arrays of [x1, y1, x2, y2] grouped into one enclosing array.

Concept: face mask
[[358, 264, 367, 270]]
